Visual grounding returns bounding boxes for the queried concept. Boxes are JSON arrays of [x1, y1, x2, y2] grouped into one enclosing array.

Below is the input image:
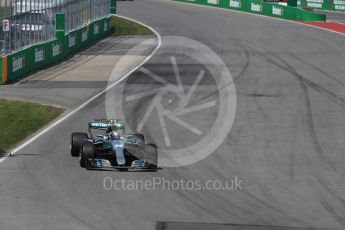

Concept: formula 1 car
[[70, 119, 158, 171]]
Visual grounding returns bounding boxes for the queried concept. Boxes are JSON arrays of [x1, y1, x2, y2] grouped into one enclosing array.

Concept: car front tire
[[70, 132, 88, 157], [80, 142, 96, 168]]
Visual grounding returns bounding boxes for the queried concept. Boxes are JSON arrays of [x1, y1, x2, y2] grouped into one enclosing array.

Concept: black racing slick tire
[[145, 144, 158, 169], [70, 132, 88, 157], [118, 168, 129, 172], [79, 142, 96, 168], [133, 134, 145, 144]]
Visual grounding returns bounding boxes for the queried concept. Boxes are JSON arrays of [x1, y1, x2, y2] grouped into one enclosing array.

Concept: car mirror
[[127, 139, 136, 144]]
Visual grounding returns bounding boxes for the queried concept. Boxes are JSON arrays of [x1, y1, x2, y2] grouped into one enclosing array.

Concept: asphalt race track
[[1, 0, 345, 229]]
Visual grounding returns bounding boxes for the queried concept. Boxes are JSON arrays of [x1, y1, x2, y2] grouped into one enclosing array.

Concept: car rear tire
[[145, 144, 158, 169], [79, 142, 96, 168], [132, 134, 145, 144], [70, 132, 88, 157], [118, 168, 128, 172]]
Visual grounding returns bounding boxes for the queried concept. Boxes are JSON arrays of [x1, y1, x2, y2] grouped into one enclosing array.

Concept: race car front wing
[[85, 158, 157, 171]]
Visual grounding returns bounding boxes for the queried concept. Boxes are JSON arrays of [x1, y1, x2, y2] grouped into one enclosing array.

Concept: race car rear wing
[[89, 121, 109, 130], [88, 119, 125, 130]]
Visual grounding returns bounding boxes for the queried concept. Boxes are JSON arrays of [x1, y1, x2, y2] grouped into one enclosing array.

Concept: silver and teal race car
[[70, 119, 158, 171]]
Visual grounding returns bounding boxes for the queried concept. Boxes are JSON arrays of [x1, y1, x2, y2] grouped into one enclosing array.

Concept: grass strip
[[0, 99, 63, 156], [111, 16, 153, 36]]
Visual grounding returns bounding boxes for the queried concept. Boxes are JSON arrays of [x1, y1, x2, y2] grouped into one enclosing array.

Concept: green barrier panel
[[51, 40, 65, 64], [298, 0, 345, 12], [175, 0, 326, 21], [288, 0, 298, 7], [111, 0, 117, 14], [56, 13, 65, 39], [7, 51, 27, 83], [0, 16, 111, 84]]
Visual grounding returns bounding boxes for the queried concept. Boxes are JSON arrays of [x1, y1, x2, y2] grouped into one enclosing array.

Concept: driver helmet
[[110, 131, 120, 140]]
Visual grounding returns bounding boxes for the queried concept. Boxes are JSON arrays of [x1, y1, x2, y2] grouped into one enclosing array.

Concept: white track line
[[171, 0, 345, 38], [0, 15, 162, 165]]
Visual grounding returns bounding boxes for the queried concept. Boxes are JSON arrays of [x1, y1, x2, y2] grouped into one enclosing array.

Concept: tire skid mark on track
[[269, 53, 337, 171], [212, 95, 307, 225], [201, 20, 345, 222], [236, 39, 345, 111], [290, 54, 345, 89], [264, 52, 345, 227], [266, 52, 345, 110], [316, 177, 345, 209], [233, 37, 338, 177], [231, 38, 345, 222], [308, 178, 345, 228], [232, 38, 251, 82], [288, 150, 296, 185], [216, 42, 307, 220], [241, 190, 308, 226], [236, 43, 341, 174], [243, 98, 307, 224]]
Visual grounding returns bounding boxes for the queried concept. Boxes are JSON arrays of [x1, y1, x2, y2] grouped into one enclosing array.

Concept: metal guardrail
[[0, 0, 110, 55], [298, 0, 345, 12]]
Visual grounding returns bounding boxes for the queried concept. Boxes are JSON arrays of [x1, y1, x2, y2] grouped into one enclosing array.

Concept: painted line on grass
[[0, 14, 162, 166]]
